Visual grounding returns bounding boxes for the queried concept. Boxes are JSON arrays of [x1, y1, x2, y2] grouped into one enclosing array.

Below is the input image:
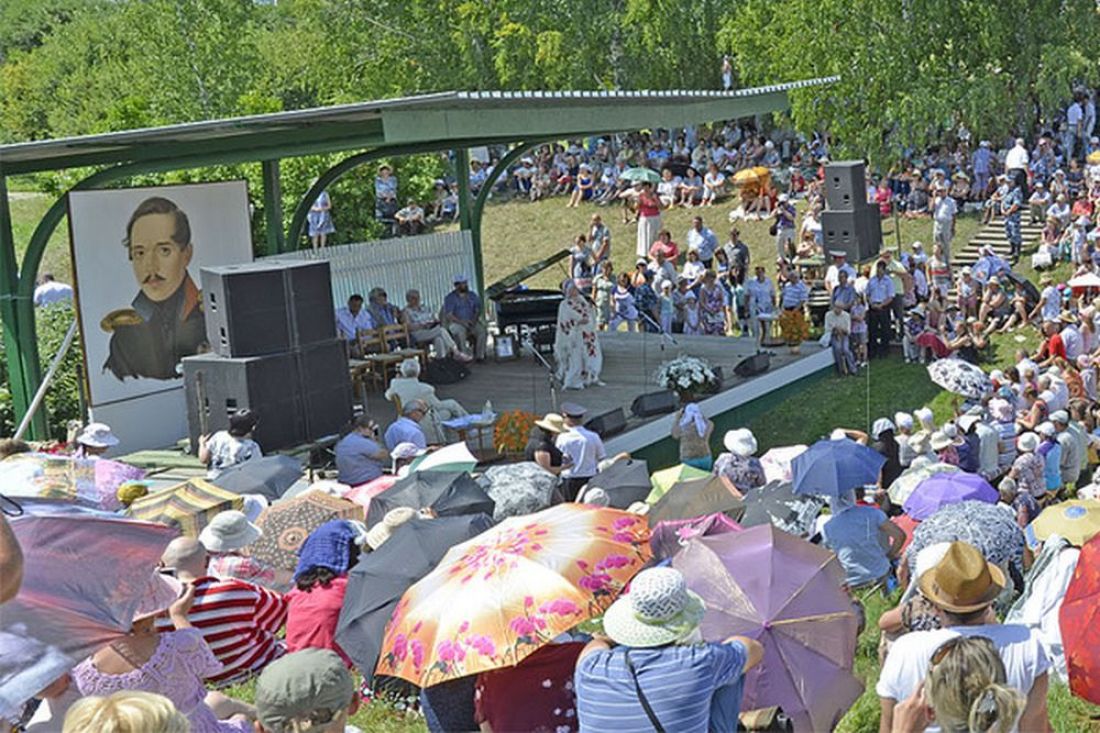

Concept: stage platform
[[365, 331, 834, 457]]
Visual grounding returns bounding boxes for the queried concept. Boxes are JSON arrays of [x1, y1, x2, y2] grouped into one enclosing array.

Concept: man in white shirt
[[824, 251, 856, 293], [1004, 137, 1029, 174], [877, 542, 1050, 733], [931, 187, 957, 264], [1059, 315, 1083, 360], [33, 273, 74, 307], [555, 402, 606, 501], [745, 265, 776, 346], [865, 260, 896, 358], [685, 216, 718, 268], [334, 294, 374, 352], [1067, 93, 1085, 161], [824, 301, 856, 375]]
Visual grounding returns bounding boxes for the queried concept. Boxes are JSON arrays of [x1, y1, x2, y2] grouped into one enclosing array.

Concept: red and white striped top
[[155, 575, 287, 686]]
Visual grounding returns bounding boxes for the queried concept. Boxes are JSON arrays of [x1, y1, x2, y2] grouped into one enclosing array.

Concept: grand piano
[[488, 250, 568, 353]]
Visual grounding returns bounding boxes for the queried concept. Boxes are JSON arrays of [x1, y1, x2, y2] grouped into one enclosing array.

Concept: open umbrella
[[0, 453, 96, 502], [1088, 150, 1100, 165], [647, 474, 745, 526], [647, 463, 711, 503], [731, 167, 761, 185], [335, 514, 495, 681], [366, 471, 494, 527], [480, 462, 561, 520], [1068, 272, 1100, 289], [886, 462, 960, 505], [760, 444, 808, 484], [791, 438, 885, 498], [408, 442, 479, 474], [342, 475, 397, 513], [210, 455, 303, 502], [739, 480, 825, 538], [902, 472, 998, 520], [252, 490, 362, 571], [0, 509, 177, 719], [907, 500, 1025, 580], [1027, 500, 1100, 548], [1061, 532, 1100, 703], [375, 504, 651, 686], [620, 167, 662, 184], [674, 525, 864, 732], [583, 458, 651, 509], [650, 513, 741, 561], [128, 478, 242, 537], [927, 358, 993, 399]]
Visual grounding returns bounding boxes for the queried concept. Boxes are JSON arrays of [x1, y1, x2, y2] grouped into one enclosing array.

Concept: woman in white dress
[[554, 280, 604, 390]]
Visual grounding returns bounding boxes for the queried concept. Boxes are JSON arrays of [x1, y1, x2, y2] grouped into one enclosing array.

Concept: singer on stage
[[554, 279, 603, 390]]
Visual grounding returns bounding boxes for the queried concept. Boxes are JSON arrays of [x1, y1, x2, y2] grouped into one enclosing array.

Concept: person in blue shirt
[[442, 274, 487, 361], [334, 415, 390, 487], [383, 400, 428, 451], [1035, 422, 1063, 495], [820, 489, 906, 589], [575, 567, 763, 733]]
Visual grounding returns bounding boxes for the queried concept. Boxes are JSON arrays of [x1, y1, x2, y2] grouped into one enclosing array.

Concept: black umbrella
[[365, 471, 495, 527], [584, 459, 651, 509], [739, 480, 825, 539], [209, 455, 303, 502], [648, 475, 745, 527], [334, 514, 495, 681]]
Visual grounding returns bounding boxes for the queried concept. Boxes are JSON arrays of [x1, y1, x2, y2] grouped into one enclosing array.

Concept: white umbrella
[[408, 441, 479, 473], [1069, 273, 1100, 289]]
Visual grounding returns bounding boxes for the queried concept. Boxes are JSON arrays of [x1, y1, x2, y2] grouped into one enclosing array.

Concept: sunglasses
[[930, 634, 995, 666]]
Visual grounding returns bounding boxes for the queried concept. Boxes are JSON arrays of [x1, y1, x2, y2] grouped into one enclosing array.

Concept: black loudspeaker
[[585, 407, 627, 438], [202, 260, 335, 357], [822, 208, 882, 263], [733, 352, 771, 377], [295, 339, 354, 439], [631, 390, 678, 418], [183, 352, 305, 452], [824, 161, 868, 210]]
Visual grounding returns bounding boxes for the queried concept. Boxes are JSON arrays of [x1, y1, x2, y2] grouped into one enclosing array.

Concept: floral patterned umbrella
[[375, 504, 651, 686], [927, 358, 993, 399], [906, 500, 1026, 580]]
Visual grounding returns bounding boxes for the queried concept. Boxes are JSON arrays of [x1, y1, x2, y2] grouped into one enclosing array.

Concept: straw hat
[[199, 510, 262, 553], [535, 413, 565, 434], [918, 541, 1006, 613], [366, 507, 417, 550], [602, 567, 705, 648], [723, 428, 757, 457]]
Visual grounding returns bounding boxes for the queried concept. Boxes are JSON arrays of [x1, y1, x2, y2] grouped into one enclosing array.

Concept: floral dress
[[72, 629, 251, 733], [699, 283, 726, 335], [554, 293, 603, 389]]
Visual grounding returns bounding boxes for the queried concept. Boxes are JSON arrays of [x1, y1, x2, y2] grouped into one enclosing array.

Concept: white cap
[[778, 193, 789, 202], [1037, 422, 1056, 437]]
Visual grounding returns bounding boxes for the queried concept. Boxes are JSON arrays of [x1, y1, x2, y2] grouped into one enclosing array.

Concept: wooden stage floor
[[364, 332, 827, 439]]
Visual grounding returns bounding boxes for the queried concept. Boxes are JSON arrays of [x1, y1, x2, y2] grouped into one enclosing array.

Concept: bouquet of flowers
[[493, 410, 538, 455], [654, 355, 718, 398]]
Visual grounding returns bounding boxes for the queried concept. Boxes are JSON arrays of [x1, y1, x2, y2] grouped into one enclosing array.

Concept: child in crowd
[[850, 297, 868, 366], [591, 261, 614, 331], [902, 307, 925, 363], [610, 272, 639, 332], [682, 291, 702, 335], [659, 281, 675, 334]]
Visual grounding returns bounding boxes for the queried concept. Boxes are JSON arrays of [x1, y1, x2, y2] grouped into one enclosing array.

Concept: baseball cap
[[255, 649, 356, 733]]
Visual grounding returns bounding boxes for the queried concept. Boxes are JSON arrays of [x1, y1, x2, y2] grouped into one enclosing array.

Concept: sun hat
[[535, 413, 565, 434], [929, 431, 954, 452], [578, 487, 610, 507], [723, 428, 757, 457], [133, 571, 183, 620], [1036, 421, 1056, 438], [1017, 432, 1040, 453], [365, 507, 417, 551], [894, 412, 914, 431], [914, 407, 935, 430], [871, 418, 896, 440], [1051, 410, 1070, 425], [76, 422, 119, 448], [918, 541, 1006, 614], [778, 193, 789, 202], [602, 567, 706, 648], [199, 510, 262, 553], [391, 442, 426, 461], [626, 501, 651, 516], [1040, 274, 1053, 285], [255, 648, 356, 733], [911, 241, 924, 249], [957, 414, 981, 433], [941, 423, 965, 446], [116, 481, 149, 507]]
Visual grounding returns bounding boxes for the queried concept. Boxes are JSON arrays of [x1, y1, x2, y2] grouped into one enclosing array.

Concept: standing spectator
[[866, 260, 896, 358], [33, 273, 73, 307], [443, 274, 487, 361], [745, 265, 776, 347], [723, 227, 750, 284], [157, 537, 287, 688], [374, 165, 398, 222], [825, 300, 857, 376], [1036, 422, 1062, 496], [307, 190, 335, 250], [772, 193, 797, 260], [698, 271, 726, 336], [623, 182, 662, 259], [1001, 174, 1025, 263], [1004, 138, 1030, 177], [972, 140, 993, 199], [556, 402, 606, 501], [778, 269, 809, 354], [394, 199, 426, 236], [588, 213, 611, 263], [686, 216, 718, 268], [468, 159, 488, 195], [931, 185, 958, 264], [721, 55, 734, 90], [1052, 410, 1081, 490]]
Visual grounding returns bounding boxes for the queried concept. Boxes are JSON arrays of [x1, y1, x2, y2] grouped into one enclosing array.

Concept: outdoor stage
[[368, 331, 834, 457]]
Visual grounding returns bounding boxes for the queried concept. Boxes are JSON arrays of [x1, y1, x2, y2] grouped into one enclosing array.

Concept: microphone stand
[[637, 309, 678, 350], [523, 338, 560, 412]]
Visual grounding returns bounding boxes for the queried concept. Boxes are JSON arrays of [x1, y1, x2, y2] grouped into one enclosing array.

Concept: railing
[[265, 230, 477, 310]]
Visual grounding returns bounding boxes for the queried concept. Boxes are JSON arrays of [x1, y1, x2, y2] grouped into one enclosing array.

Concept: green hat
[[255, 649, 355, 732]]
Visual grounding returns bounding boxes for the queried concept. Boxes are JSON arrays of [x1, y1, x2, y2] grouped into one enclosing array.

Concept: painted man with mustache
[[103, 196, 207, 380]]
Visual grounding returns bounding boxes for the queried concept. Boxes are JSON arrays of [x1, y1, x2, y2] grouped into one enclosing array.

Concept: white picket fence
[[264, 230, 477, 310]]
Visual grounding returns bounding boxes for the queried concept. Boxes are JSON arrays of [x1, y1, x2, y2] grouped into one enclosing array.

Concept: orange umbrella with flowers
[[375, 503, 651, 686]]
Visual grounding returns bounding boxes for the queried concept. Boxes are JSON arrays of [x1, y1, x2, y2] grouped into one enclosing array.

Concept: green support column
[[261, 160, 285, 255], [453, 148, 478, 293], [0, 173, 34, 429]]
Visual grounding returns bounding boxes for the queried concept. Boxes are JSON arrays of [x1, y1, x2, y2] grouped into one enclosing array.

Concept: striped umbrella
[[128, 478, 242, 537], [252, 490, 362, 571]]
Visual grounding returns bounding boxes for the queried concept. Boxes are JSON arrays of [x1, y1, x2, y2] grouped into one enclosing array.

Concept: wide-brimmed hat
[[199, 510, 262, 553], [535, 413, 565, 434], [602, 567, 705, 648], [1058, 311, 1078, 324], [941, 423, 965, 446], [76, 422, 119, 448], [1017, 432, 1040, 453], [391, 442, 427, 461], [929, 431, 954, 452], [366, 507, 417, 550], [723, 428, 757, 457], [918, 541, 1006, 613]]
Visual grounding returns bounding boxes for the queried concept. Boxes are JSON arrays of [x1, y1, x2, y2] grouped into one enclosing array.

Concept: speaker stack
[[821, 161, 882, 263], [182, 260, 352, 453]]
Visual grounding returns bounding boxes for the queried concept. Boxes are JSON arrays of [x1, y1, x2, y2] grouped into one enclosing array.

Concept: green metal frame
[[261, 160, 285, 255]]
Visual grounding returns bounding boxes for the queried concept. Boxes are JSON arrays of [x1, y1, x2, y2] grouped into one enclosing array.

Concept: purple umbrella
[[673, 524, 863, 732], [902, 472, 998, 521], [0, 506, 177, 719], [650, 512, 742, 561]]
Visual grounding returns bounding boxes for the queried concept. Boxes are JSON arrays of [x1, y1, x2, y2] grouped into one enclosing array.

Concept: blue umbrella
[[791, 438, 885, 498]]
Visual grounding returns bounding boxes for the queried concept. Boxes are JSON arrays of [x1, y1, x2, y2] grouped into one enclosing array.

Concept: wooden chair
[[380, 322, 427, 372], [350, 327, 403, 395]]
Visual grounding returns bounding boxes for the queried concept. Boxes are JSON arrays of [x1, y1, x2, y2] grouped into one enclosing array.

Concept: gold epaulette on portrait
[[100, 308, 144, 333]]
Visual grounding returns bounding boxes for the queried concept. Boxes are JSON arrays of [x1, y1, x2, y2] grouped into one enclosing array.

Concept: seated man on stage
[[335, 293, 374, 357], [442, 274, 487, 361], [384, 358, 469, 444], [368, 286, 401, 327], [402, 289, 471, 362]]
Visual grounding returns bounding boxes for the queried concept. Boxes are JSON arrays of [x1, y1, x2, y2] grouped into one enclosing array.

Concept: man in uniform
[[556, 402, 606, 501], [103, 196, 206, 380]]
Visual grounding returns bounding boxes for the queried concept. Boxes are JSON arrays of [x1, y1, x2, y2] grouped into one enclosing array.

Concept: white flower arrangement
[[654, 355, 718, 394]]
